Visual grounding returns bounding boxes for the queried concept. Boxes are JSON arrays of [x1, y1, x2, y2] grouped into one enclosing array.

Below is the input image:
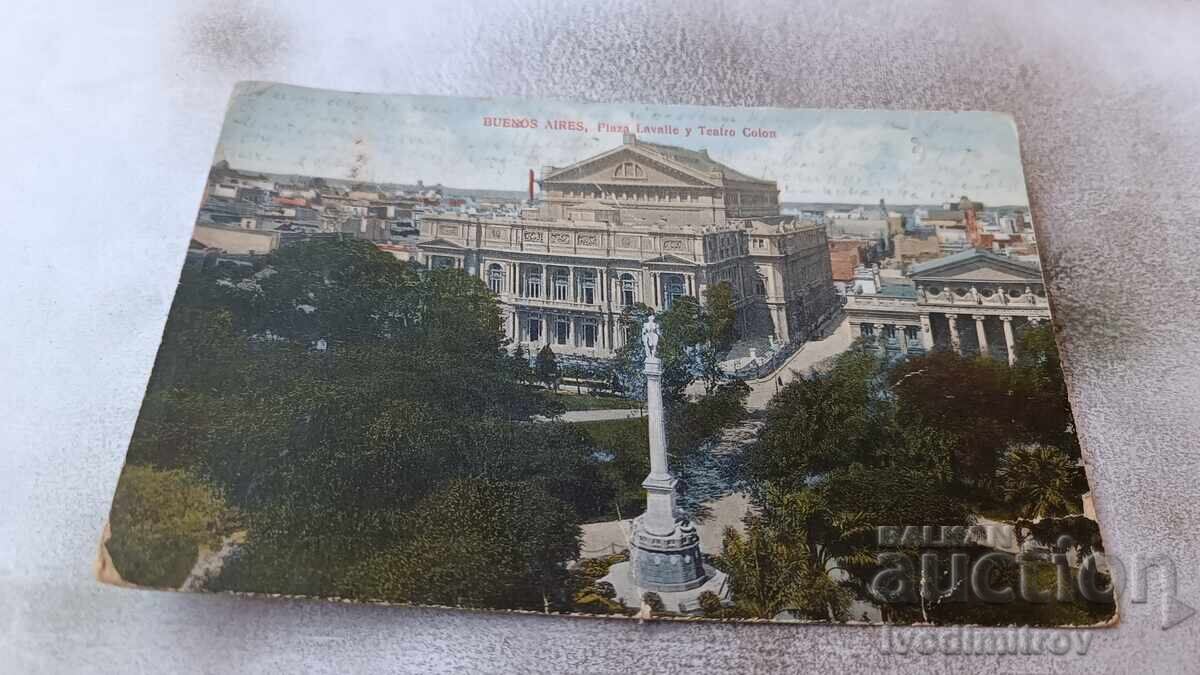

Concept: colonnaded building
[[415, 134, 838, 357], [843, 248, 1051, 364]]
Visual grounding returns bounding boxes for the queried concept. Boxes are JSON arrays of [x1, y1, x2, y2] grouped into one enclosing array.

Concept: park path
[[536, 408, 647, 423], [580, 419, 763, 558], [180, 531, 246, 591], [742, 316, 852, 410]]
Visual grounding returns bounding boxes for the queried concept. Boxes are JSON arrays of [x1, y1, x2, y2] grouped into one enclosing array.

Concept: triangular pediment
[[415, 237, 464, 250], [643, 253, 699, 266], [908, 249, 1043, 284], [544, 147, 719, 188]]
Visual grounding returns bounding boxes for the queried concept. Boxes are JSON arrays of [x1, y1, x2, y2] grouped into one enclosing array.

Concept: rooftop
[[631, 137, 773, 185]]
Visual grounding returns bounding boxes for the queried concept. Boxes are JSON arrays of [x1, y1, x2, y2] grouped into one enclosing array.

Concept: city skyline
[[215, 82, 1031, 206]]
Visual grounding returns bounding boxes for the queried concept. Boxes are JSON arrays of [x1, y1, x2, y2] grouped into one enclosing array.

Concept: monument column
[[640, 317, 675, 534], [1001, 316, 1017, 366], [598, 314, 728, 612], [973, 314, 989, 357], [946, 313, 962, 354]]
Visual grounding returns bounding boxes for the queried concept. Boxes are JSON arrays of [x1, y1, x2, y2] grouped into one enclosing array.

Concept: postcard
[[100, 82, 1113, 626]]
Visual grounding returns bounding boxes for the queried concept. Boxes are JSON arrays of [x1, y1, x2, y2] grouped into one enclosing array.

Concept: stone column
[[540, 263, 548, 299], [1001, 316, 1017, 366], [973, 314, 989, 357], [874, 322, 887, 353], [919, 314, 934, 350], [899, 325, 910, 354], [946, 313, 962, 354], [640, 316, 676, 536]]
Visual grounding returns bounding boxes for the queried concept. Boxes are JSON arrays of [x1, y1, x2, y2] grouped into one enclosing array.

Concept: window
[[582, 322, 598, 348], [527, 316, 542, 342], [620, 273, 637, 306], [905, 326, 919, 342], [555, 318, 570, 345], [579, 270, 596, 305], [860, 324, 875, 337], [553, 269, 569, 301], [663, 274, 686, 309], [487, 263, 504, 294], [614, 161, 645, 179], [526, 268, 542, 298]]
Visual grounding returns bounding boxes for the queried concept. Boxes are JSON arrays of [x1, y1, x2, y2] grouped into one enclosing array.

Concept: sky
[[214, 82, 1031, 206]]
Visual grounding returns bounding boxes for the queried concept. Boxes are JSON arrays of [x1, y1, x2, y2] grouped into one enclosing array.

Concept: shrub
[[106, 465, 236, 588]]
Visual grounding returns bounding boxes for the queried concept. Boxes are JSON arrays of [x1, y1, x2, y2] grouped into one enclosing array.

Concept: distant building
[[416, 134, 838, 357], [844, 248, 1051, 364], [828, 238, 880, 295], [192, 224, 280, 256], [893, 228, 942, 268]]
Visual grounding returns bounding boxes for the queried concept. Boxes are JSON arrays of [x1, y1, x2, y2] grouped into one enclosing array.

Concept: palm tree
[[719, 485, 873, 621], [996, 444, 1083, 521]]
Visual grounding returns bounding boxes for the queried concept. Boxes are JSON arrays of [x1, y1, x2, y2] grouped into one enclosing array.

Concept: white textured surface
[[2, 1, 1199, 672]]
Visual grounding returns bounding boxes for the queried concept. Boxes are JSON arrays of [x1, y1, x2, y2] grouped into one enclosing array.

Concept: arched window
[[620, 273, 637, 306], [662, 274, 686, 309], [579, 270, 597, 305], [614, 161, 645, 179], [552, 268, 570, 301], [525, 267, 543, 298], [487, 263, 505, 294]]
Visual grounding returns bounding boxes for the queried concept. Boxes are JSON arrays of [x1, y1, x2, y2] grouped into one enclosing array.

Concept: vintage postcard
[[101, 82, 1113, 626]]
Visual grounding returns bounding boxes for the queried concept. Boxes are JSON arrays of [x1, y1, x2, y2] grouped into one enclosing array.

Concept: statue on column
[[598, 314, 730, 614]]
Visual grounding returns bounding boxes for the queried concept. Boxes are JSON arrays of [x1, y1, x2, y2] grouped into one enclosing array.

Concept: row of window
[[561, 186, 702, 203], [526, 316, 601, 348], [487, 265, 693, 309], [860, 325, 920, 340]]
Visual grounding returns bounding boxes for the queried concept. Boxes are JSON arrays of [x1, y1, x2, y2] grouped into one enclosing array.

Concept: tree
[[997, 444, 1085, 521], [1011, 323, 1080, 458], [535, 344, 560, 390], [703, 281, 738, 354], [889, 350, 1015, 484], [127, 239, 605, 605], [339, 479, 581, 610], [510, 343, 532, 384], [107, 465, 238, 588], [748, 348, 892, 489]]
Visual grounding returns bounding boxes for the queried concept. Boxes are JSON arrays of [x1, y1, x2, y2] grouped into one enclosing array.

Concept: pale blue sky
[[216, 82, 1030, 206]]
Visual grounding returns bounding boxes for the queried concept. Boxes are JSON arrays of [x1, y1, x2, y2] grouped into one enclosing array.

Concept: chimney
[[528, 169, 535, 203]]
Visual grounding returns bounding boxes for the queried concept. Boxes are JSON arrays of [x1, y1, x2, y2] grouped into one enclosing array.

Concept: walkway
[[536, 408, 647, 423], [743, 316, 853, 410]]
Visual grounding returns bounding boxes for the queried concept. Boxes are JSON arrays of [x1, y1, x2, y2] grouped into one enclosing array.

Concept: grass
[[575, 417, 650, 522]]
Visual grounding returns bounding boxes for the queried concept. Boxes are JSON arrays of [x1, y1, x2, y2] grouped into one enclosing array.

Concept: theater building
[[415, 134, 838, 357], [843, 248, 1051, 364]]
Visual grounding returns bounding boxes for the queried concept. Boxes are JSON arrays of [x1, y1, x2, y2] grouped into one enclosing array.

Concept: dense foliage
[[731, 333, 1102, 623], [107, 465, 238, 588], [112, 240, 612, 608]]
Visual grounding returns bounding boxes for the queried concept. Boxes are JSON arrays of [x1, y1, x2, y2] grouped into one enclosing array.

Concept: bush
[[106, 465, 236, 588], [698, 590, 723, 617], [642, 591, 665, 612]]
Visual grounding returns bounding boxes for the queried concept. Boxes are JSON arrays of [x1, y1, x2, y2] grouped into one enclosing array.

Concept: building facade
[[844, 249, 1051, 364], [416, 134, 838, 357]]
